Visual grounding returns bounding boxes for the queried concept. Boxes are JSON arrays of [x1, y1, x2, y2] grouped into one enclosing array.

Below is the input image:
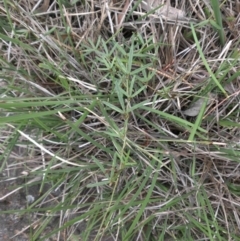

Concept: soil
[[0, 170, 40, 240], [0, 151, 116, 241], [0, 149, 59, 241]]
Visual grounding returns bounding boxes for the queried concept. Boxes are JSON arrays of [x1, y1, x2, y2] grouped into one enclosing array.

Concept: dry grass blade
[[33, 0, 50, 13], [116, 0, 130, 31]]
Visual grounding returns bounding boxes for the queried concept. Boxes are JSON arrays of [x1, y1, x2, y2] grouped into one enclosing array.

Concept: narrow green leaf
[[102, 101, 124, 113], [190, 23, 228, 97], [188, 96, 209, 141]]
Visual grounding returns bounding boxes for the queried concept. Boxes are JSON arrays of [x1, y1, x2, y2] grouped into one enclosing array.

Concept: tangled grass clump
[[0, 0, 240, 240]]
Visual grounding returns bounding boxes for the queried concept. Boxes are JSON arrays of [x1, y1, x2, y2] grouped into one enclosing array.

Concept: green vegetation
[[0, 0, 240, 240]]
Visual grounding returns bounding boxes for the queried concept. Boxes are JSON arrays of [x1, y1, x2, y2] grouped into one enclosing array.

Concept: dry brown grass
[[0, 0, 240, 240]]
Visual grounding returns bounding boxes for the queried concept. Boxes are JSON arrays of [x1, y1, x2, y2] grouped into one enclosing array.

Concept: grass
[[0, 0, 240, 240]]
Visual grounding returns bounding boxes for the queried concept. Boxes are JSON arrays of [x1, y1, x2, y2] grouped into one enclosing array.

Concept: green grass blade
[[210, 0, 225, 46], [190, 23, 228, 97]]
